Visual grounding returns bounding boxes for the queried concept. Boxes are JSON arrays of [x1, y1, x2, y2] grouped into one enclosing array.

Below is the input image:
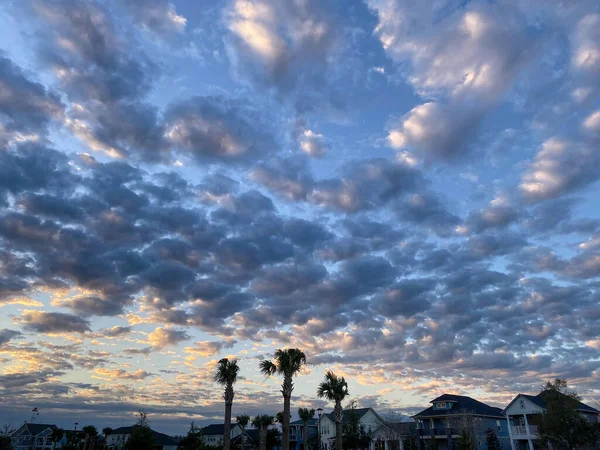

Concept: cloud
[[15, 310, 91, 334], [224, 0, 345, 115], [123, 0, 187, 38], [164, 96, 276, 164], [370, 1, 529, 161], [299, 129, 330, 157], [184, 340, 237, 358], [0, 54, 64, 145], [520, 138, 600, 202], [0, 328, 23, 345], [94, 368, 151, 380], [148, 326, 191, 349]]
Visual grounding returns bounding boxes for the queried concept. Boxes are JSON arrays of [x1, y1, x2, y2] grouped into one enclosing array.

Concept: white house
[[106, 425, 178, 450], [200, 423, 243, 447], [318, 407, 414, 450], [10, 423, 60, 450], [504, 392, 600, 450]]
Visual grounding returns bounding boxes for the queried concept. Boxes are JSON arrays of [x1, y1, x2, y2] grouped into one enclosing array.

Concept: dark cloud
[[0, 328, 23, 345], [0, 54, 64, 144], [16, 311, 91, 334], [164, 96, 276, 165]]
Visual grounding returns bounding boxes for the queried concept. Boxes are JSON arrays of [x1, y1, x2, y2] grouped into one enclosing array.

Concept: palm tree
[[214, 357, 240, 450], [252, 415, 274, 450], [259, 349, 307, 450], [102, 428, 112, 447], [297, 408, 315, 450], [81, 426, 98, 450], [236, 415, 250, 450], [317, 371, 349, 450], [50, 428, 64, 450]]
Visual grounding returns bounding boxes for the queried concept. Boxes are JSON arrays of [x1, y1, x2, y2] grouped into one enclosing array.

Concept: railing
[[510, 425, 538, 437]]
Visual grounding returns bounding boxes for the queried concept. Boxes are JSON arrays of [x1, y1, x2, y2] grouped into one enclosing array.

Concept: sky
[[0, 0, 600, 436]]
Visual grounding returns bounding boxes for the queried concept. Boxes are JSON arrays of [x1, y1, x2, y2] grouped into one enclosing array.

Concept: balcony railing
[[510, 425, 538, 437]]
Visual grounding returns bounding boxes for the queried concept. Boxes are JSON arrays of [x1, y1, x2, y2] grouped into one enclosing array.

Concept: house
[[289, 418, 317, 450], [231, 428, 260, 450], [371, 422, 416, 450], [10, 423, 62, 450], [503, 391, 600, 450], [106, 425, 178, 450], [318, 407, 406, 450], [413, 394, 510, 450], [199, 423, 243, 447]]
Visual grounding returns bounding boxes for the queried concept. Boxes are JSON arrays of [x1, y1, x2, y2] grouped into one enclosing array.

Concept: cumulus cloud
[[299, 129, 330, 157], [0, 328, 23, 345], [94, 368, 151, 380], [148, 326, 191, 349], [224, 0, 345, 114], [370, 1, 529, 161], [164, 96, 275, 164], [15, 310, 91, 334], [520, 138, 600, 202], [0, 54, 64, 145]]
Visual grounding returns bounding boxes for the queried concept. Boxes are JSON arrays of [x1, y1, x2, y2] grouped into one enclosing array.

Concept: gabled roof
[[413, 394, 504, 419], [11, 424, 57, 437], [108, 426, 177, 446], [504, 392, 600, 414], [200, 423, 238, 435], [232, 429, 259, 445], [322, 408, 380, 425]]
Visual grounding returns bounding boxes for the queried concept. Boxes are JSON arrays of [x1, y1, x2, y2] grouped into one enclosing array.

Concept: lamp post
[[316, 408, 323, 450]]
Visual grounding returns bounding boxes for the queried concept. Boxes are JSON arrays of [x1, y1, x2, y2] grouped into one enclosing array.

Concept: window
[[519, 400, 525, 409], [435, 402, 447, 410], [496, 420, 502, 432], [429, 419, 434, 429]]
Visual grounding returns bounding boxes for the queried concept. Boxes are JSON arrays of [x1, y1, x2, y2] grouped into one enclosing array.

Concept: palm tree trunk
[[260, 426, 267, 450], [223, 383, 234, 450], [282, 376, 293, 450], [334, 402, 343, 450], [303, 423, 308, 450]]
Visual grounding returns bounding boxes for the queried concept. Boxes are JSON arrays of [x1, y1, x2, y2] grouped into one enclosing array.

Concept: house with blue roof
[[503, 391, 600, 450], [289, 417, 318, 450], [413, 394, 510, 450]]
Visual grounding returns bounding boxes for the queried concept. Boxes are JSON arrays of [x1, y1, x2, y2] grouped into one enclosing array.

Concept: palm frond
[[259, 359, 277, 376]]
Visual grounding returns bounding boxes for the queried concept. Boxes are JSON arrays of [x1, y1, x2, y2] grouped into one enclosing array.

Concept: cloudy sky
[[1, 0, 600, 434]]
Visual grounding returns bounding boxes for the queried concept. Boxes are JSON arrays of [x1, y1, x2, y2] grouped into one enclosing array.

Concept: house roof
[[108, 426, 177, 446], [290, 418, 318, 426], [232, 429, 259, 445], [200, 424, 237, 435], [413, 394, 504, 419], [12, 424, 57, 436], [504, 392, 600, 414], [324, 408, 374, 424]]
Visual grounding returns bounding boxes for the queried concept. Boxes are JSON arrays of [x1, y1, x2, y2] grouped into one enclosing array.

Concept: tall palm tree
[[50, 428, 64, 450], [317, 371, 349, 450], [236, 415, 250, 450], [259, 348, 307, 450], [214, 358, 240, 450], [81, 426, 98, 450], [297, 408, 315, 450], [252, 415, 274, 450]]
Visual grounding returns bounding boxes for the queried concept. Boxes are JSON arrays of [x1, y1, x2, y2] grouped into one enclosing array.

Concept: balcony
[[510, 425, 538, 438]]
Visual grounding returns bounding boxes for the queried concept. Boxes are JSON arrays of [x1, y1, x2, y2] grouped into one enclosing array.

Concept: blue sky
[[1, 0, 600, 435]]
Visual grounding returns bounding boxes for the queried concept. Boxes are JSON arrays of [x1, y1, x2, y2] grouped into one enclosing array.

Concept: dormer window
[[434, 402, 447, 409]]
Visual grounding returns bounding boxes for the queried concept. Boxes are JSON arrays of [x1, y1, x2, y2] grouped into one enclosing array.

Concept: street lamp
[[316, 408, 323, 450]]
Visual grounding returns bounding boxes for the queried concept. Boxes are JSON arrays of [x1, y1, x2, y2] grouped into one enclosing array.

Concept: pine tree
[[485, 429, 501, 450]]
